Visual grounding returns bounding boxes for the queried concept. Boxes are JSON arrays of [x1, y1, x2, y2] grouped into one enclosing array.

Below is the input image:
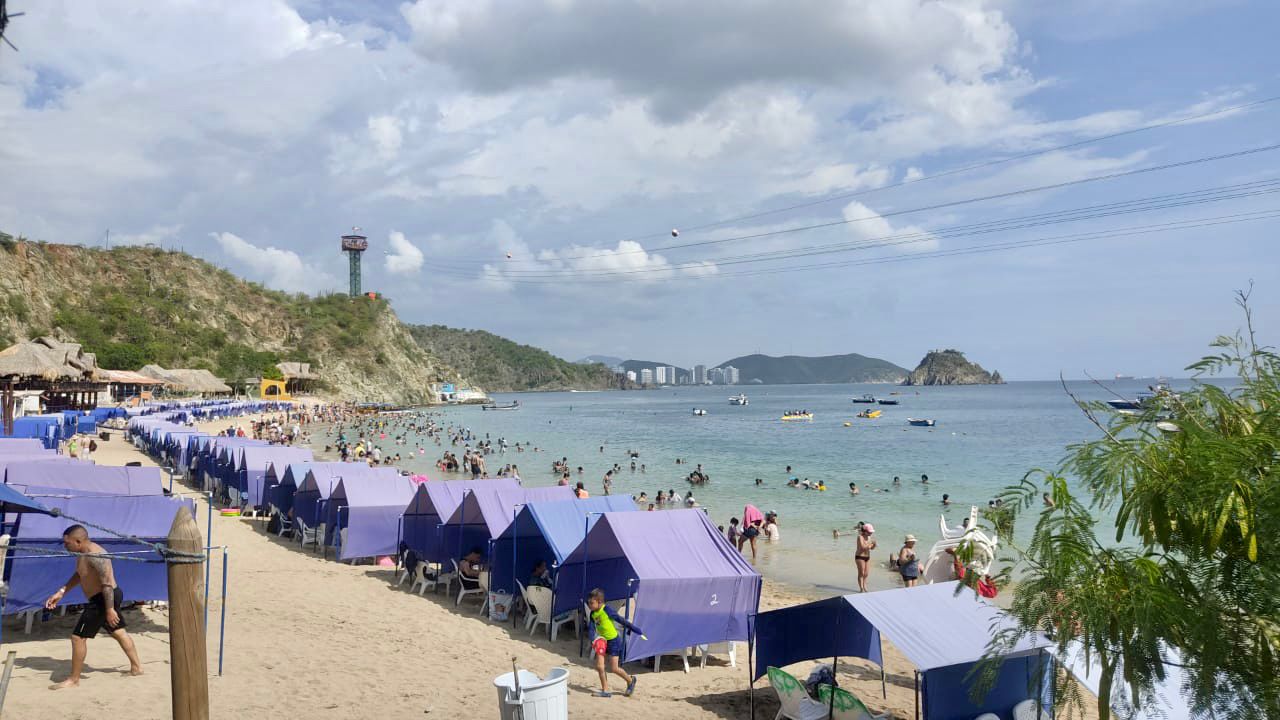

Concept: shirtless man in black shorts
[[44, 524, 143, 689]]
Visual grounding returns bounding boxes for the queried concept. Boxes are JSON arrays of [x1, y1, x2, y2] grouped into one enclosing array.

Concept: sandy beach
[[1, 412, 1097, 719]]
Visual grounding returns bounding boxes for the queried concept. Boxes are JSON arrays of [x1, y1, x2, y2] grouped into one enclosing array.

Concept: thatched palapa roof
[[100, 369, 166, 385], [138, 365, 233, 394], [0, 337, 100, 381]]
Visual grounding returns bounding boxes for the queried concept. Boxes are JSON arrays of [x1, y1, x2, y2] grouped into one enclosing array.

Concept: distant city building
[[709, 367, 726, 385], [723, 366, 740, 385], [639, 368, 654, 385], [654, 366, 668, 385], [694, 364, 707, 384], [663, 366, 676, 385], [626, 370, 637, 383]]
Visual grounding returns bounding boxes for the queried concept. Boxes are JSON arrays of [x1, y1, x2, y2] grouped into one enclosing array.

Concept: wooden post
[[167, 507, 209, 720]]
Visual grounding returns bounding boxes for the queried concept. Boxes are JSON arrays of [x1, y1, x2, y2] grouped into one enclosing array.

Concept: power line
[[437, 93, 1280, 265], [432, 179, 1280, 276], [431, 176, 1280, 278], [612, 93, 1280, 245], [430, 142, 1280, 266], [473, 209, 1279, 285]]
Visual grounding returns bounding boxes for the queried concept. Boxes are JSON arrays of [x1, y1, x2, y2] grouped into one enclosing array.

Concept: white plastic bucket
[[493, 667, 569, 720]]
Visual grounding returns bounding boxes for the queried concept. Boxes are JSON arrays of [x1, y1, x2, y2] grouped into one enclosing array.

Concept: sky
[[1, 0, 1277, 379]]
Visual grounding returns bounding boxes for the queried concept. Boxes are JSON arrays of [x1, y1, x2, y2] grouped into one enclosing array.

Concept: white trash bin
[[493, 667, 569, 720]]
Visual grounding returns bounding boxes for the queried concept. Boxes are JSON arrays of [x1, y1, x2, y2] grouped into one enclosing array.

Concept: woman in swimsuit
[[855, 523, 876, 592], [898, 535, 921, 587]]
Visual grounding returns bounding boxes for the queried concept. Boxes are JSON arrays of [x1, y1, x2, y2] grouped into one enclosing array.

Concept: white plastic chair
[[0, 534, 9, 596], [1013, 700, 1052, 720], [453, 560, 485, 606], [767, 666, 829, 720], [697, 641, 737, 668], [409, 563, 433, 595], [524, 584, 562, 636], [296, 518, 319, 548]]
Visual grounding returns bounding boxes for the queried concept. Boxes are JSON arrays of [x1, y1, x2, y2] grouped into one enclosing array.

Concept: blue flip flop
[[593, 690, 612, 698], [625, 677, 638, 697]]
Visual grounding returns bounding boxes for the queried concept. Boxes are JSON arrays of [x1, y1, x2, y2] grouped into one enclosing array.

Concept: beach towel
[[743, 504, 764, 527]]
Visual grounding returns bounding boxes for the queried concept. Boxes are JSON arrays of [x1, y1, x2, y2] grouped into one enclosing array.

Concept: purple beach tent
[[0, 439, 48, 454], [751, 581, 1054, 720], [265, 461, 344, 519], [294, 464, 401, 536], [555, 509, 761, 663], [7, 495, 197, 615], [327, 474, 419, 561], [490, 494, 637, 597], [439, 485, 577, 571], [399, 478, 522, 566], [237, 446, 314, 508], [4, 461, 163, 496]]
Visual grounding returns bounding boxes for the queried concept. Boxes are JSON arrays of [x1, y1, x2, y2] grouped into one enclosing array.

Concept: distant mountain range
[[717, 353, 908, 384], [584, 351, 910, 384]]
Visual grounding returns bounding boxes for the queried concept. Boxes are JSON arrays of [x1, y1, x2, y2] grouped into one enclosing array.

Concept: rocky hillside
[[406, 325, 624, 392], [0, 237, 468, 404], [718, 353, 908, 384], [902, 349, 1004, 385]]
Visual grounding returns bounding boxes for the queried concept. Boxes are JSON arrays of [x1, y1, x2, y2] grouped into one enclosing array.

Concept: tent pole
[[219, 546, 228, 677], [914, 671, 920, 720], [204, 491, 212, 632], [880, 635, 887, 699], [829, 603, 839, 720], [747, 613, 755, 720]]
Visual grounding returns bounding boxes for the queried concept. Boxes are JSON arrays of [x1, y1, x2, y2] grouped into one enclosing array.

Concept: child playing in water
[[587, 588, 645, 697]]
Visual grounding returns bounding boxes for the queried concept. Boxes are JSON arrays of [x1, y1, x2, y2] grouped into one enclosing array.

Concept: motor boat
[[876, 398, 900, 406], [920, 506, 999, 585], [851, 394, 877, 404], [481, 401, 520, 411], [856, 409, 881, 419], [907, 418, 935, 427], [692, 408, 708, 416], [729, 393, 749, 406]]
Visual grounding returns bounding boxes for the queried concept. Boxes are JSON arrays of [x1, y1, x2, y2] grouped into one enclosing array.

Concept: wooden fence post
[[167, 506, 208, 720]]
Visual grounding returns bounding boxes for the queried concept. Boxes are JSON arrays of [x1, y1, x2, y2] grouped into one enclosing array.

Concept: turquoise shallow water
[[311, 379, 1205, 594]]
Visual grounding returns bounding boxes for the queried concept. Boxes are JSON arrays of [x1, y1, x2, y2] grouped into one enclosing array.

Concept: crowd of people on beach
[[275, 404, 1006, 595]]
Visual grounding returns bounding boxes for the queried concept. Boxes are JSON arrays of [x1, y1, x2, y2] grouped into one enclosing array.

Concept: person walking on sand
[[44, 525, 143, 689], [587, 588, 646, 698], [855, 523, 876, 592]]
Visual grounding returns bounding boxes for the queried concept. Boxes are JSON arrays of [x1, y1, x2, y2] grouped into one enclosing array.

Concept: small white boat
[[692, 408, 708, 416], [729, 393, 748, 406]]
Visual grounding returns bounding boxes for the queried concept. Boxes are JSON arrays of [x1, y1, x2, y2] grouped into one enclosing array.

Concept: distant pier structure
[[340, 228, 368, 296]]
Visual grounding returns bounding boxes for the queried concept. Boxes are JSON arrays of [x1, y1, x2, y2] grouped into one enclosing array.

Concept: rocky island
[[902, 349, 1004, 385]]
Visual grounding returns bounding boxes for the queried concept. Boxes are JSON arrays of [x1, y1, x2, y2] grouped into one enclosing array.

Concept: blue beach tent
[[490, 495, 637, 596], [439, 484, 576, 572], [752, 582, 1053, 720], [7, 494, 195, 614], [400, 478, 521, 566]]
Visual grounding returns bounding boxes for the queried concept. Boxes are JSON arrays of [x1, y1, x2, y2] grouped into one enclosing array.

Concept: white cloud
[[383, 230, 424, 275], [109, 224, 183, 247], [841, 201, 938, 253], [368, 115, 403, 160], [212, 231, 334, 293]]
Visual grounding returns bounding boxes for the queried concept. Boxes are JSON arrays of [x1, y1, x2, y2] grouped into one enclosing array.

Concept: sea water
[[315, 379, 1207, 594]]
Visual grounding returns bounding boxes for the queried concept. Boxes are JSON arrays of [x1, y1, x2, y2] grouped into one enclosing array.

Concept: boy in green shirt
[[587, 588, 645, 698]]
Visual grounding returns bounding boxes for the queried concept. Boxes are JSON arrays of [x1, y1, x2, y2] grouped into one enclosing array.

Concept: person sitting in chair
[[528, 560, 552, 588], [460, 548, 484, 579]]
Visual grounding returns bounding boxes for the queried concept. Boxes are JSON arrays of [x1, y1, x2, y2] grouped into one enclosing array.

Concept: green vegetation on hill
[[716, 353, 908, 384], [0, 239, 464, 403], [406, 325, 620, 391], [902, 349, 1003, 385]]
